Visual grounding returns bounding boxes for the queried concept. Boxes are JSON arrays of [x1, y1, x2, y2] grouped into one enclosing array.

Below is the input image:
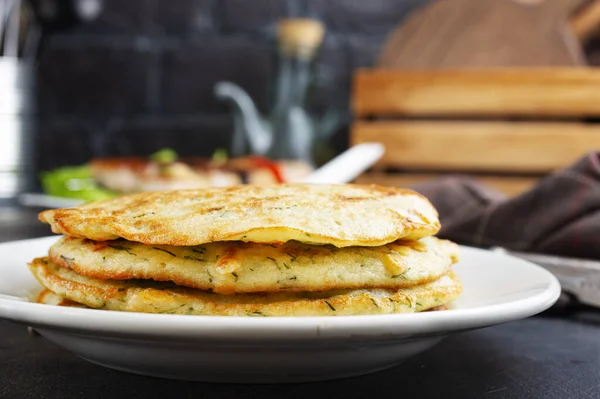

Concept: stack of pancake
[[29, 183, 462, 316]]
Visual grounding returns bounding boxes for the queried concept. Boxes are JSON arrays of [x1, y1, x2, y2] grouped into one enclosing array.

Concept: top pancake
[[38, 183, 440, 247]]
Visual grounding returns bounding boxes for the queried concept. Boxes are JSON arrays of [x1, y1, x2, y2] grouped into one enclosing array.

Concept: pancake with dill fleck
[[38, 183, 440, 247], [49, 235, 459, 294], [29, 257, 462, 317], [36, 289, 87, 308]]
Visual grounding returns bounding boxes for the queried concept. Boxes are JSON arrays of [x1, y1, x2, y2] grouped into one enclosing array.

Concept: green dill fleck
[[184, 255, 205, 262], [152, 247, 176, 257], [266, 257, 280, 269], [191, 248, 206, 254], [102, 256, 106, 261], [249, 268, 254, 271], [282, 262, 290, 269], [216, 255, 220, 261], [407, 297, 413, 308], [232, 272, 239, 281], [60, 255, 74, 266], [288, 276, 297, 280], [109, 245, 137, 256], [370, 298, 379, 308], [360, 263, 365, 268], [250, 311, 265, 317], [325, 301, 336, 311], [108, 245, 127, 251], [132, 212, 155, 219], [305, 233, 312, 238], [187, 307, 194, 314], [269, 205, 297, 210], [391, 273, 407, 279], [285, 252, 297, 262], [160, 304, 186, 314], [416, 302, 423, 308], [266, 244, 278, 248]]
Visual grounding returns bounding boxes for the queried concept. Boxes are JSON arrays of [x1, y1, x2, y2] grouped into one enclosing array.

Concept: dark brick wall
[[35, 0, 427, 170]]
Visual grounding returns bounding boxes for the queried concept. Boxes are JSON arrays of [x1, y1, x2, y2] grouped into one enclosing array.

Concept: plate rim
[[0, 236, 561, 341]]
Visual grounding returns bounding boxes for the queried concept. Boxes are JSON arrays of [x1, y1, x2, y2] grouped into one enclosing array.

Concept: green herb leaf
[[184, 255, 205, 262], [150, 148, 178, 164], [109, 245, 137, 256], [249, 311, 265, 317], [132, 212, 155, 219], [153, 247, 176, 257], [211, 148, 228, 162], [60, 255, 74, 266]]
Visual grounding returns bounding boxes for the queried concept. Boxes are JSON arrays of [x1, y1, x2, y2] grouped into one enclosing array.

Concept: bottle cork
[[277, 18, 325, 58]]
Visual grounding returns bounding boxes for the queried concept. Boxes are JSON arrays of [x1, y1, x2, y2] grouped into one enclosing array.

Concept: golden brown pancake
[[36, 289, 87, 308], [29, 257, 462, 317], [49, 236, 458, 294], [38, 183, 440, 247]]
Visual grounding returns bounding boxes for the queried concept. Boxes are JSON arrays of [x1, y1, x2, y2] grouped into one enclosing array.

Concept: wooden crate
[[351, 68, 600, 195]]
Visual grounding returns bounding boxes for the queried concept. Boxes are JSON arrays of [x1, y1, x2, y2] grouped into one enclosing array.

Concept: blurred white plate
[[18, 193, 84, 208], [0, 236, 560, 383], [18, 143, 386, 209]]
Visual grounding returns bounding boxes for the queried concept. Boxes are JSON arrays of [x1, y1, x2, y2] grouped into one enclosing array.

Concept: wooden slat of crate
[[353, 69, 600, 118], [354, 173, 537, 196], [351, 120, 600, 173]]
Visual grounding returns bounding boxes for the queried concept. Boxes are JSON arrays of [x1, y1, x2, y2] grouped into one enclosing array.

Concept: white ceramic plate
[[0, 236, 560, 384], [18, 193, 84, 209]]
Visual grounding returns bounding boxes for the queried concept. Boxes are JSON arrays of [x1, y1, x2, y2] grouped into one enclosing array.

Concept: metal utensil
[[494, 247, 600, 308], [299, 143, 385, 184], [4, 0, 20, 57]]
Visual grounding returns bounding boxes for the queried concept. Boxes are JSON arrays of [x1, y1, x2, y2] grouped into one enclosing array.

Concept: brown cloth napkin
[[412, 152, 600, 260]]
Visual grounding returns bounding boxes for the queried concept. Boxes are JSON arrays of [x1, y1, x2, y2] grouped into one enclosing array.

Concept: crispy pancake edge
[[38, 183, 440, 247], [49, 236, 459, 294], [29, 257, 462, 317]]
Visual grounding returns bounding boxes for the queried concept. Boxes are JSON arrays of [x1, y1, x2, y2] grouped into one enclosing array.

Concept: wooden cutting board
[[378, 0, 589, 68]]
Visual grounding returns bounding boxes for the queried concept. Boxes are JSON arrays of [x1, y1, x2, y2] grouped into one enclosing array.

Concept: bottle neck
[[267, 46, 317, 165], [272, 47, 313, 112]]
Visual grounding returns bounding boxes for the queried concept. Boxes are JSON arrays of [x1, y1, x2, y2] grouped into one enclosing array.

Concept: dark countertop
[[1, 206, 599, 399]]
